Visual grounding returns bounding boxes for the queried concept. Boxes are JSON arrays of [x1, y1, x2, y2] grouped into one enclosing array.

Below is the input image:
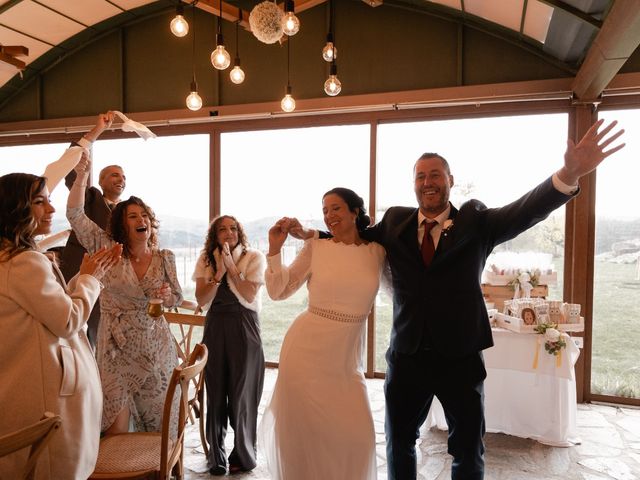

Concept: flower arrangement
[[534, 322, 566, 355], [442, 219, 454, 234], [249, 1, 284, 44], [507, 269, 540, 292]]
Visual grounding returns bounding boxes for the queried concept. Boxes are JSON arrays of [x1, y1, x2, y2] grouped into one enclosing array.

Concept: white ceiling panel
[[523, 0, 553, 44], [0, 68, 18, 89], [0, 25, 51, 66], [0, 64, 18, 84], [39, 0, 124, 27], [465, 0, 524, 32], [0, 0, 84, 45], [109, 0, 157, 10]]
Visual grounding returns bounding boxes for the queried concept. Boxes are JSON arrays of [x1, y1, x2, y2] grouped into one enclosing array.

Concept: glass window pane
[[0, 142, 74, 235], [593, 110, 640, 399], [375, 113, 568, 372], [221, 125, 370, 362]]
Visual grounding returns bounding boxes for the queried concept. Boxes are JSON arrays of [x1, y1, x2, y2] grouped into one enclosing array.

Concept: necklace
[[130, 249, 149, 263]]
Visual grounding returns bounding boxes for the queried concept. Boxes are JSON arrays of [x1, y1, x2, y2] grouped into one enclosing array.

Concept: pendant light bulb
[[230, 13, 245, 85], [282, 0, 300, 36], [322, 34, 337, 62], [324, 64, 341, 96], [211, 33, 231, 70], [170, 4, 189, 37], [230, 59, 245, 84], [186, 80, 202, 111], [281, 86, 296, 112]]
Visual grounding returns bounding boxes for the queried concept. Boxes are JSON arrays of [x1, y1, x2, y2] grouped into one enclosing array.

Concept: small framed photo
[[521, 307, 537, 326]]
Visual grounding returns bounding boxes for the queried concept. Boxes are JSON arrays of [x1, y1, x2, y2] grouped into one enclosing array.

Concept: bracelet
[[73, 182, 88, 187]]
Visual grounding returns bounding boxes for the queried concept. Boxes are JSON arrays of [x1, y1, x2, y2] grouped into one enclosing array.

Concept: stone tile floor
[[182, 368, 640, 480]]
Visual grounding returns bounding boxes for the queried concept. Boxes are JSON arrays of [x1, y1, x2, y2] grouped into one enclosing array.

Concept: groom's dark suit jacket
[[361, 176, 575, 358]]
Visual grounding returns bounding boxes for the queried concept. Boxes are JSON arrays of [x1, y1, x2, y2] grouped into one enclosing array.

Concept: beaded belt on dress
[[308, 305, 369, 323]]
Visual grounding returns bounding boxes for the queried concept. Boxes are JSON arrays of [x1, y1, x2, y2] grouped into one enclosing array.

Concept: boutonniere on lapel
[[441, 219, 454, 237]]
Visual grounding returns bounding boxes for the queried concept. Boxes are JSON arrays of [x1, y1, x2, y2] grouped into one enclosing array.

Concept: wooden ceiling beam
[[572, 1, 640, 102], [0, 45, 28, 70]]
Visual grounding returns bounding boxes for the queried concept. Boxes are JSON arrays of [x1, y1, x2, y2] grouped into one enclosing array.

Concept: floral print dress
[[67, 206, 182, 432]]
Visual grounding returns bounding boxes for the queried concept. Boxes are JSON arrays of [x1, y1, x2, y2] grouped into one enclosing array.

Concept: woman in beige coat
[[0, 173, 121, 480]]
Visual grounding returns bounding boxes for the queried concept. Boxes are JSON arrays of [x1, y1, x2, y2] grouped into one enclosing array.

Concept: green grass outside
[[592, 261, 640, 398]]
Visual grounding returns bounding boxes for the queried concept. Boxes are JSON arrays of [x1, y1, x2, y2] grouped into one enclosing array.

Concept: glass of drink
[[147, 298, 164, 318]]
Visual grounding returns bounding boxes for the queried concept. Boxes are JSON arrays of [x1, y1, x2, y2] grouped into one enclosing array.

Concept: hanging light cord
[[235, 7, 240, 57], [287, 39, 290, 88], [191, 1, 197, 81], [329, 0, 334, 38]]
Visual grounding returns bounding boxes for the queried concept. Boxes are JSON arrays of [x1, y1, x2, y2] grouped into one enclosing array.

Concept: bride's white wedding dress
[[259, 238, 385, 480]]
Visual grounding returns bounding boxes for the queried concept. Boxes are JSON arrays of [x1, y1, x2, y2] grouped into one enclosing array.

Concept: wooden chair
[[0, 412, 62, 480], [164, 307, 209, 458], [89, 343, 208, 480]]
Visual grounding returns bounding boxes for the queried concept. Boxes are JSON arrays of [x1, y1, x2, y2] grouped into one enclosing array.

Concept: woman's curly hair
[[109, 196, 159, 259], [0, 173, 47, 260], [203, 215, 248, 274]]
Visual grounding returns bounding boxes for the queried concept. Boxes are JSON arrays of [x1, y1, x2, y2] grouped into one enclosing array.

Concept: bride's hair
[[323, 187, 371, 232]]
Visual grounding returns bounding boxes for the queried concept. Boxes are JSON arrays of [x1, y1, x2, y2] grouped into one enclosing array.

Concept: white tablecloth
[[425, 328, 581, 446]]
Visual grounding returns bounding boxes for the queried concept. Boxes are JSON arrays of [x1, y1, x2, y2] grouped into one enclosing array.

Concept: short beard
[[419, 189, 448, 214]]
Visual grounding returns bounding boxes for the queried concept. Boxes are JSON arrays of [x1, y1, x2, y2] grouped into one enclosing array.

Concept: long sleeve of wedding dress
[[265, 239, 311, 301]]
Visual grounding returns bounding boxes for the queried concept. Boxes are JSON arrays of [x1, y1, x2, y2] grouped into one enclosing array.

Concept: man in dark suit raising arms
[[370, 119, 625, 480], [60, 112, 126, 348]]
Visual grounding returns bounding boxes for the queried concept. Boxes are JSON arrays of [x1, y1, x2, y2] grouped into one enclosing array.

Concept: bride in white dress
[[259, 187, 385, 480]]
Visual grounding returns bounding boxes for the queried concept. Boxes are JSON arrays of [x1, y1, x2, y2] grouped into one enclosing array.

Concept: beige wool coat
[[0, 250, 102, 480]]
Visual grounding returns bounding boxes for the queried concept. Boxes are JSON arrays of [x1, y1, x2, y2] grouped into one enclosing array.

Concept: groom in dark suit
[[296, 119, 623, 479], [359, 119, 623, 479]]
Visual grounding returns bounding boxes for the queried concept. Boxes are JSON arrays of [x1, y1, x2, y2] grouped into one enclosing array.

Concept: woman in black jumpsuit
[[193, 215, 266, 475]]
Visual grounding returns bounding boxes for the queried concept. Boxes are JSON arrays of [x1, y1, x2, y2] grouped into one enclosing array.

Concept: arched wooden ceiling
[[0, 0, 639, 108]]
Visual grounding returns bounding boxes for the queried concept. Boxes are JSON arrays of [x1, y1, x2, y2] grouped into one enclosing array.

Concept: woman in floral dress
[[67, 156, 181, 434]]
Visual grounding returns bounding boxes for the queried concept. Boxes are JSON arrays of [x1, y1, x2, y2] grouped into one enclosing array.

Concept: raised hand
[[221, 241, 236, 271], [559, 119, 625, 186], [85, 111, 115, 142], [287, 217, 314, 240], [268, 218, 290, 256], [74, 151, 91, 177], [79, 244, 122, 280]]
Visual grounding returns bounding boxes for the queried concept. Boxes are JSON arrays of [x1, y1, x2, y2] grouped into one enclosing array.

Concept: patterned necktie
[[421, 220, 437, 266]]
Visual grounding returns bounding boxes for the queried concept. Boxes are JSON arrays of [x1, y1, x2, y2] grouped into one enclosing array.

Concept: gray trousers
[[203, 304, 265, 471]]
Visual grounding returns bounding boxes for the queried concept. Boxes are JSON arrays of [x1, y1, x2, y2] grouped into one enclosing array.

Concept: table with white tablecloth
[[425, 327, 581, 446]]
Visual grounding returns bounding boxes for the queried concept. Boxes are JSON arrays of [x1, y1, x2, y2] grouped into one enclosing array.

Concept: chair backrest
[[0, 412, 62, 480], [159, 343, 208, 479], [164, 310, 204, 364], [164, 309, 209, 458]]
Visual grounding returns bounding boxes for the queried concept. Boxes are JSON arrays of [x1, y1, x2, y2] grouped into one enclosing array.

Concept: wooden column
[[564, 105, 598, 403]]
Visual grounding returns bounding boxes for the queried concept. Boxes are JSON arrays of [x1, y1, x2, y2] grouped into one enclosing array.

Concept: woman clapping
[[0, 172, 121, 479]]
